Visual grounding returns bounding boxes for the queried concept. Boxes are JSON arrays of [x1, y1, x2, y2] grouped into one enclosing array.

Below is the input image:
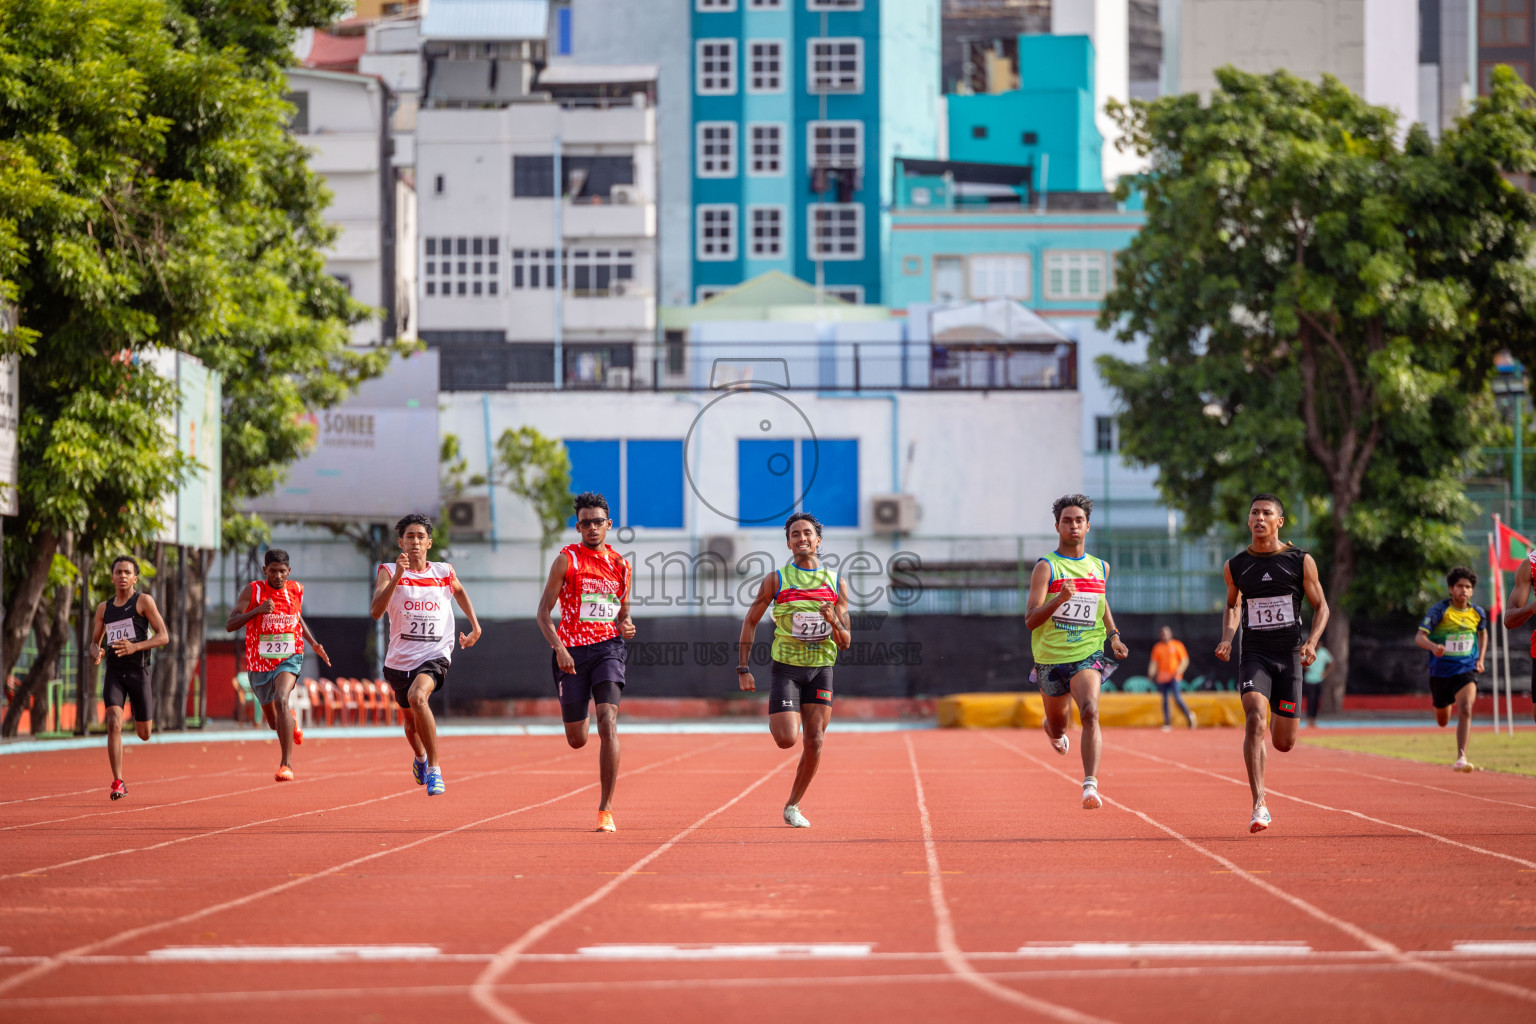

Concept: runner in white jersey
[[369, 513, 482, 796]]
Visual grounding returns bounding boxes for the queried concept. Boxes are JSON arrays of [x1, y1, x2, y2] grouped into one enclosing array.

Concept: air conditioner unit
[[870, 494, 918, 535], [446, 495, 492, 536], [604, 366, 632, 389], [610, 185, 640, 204], [702, 534, 740, 572], [612, 280, 629, 297]]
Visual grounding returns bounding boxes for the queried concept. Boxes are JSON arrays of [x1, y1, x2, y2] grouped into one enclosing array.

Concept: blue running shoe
[[425, 767, 445, 796], [412, 757, 427, 785]]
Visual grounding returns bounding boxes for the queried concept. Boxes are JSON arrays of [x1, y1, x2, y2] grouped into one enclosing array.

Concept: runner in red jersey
[[536, 492, 635, 832], [225, 549, 330, 781]]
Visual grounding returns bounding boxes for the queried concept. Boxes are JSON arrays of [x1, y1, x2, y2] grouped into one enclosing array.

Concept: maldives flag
[[1493, 517, 1532, 572], [1489, 535, 1504, 617]]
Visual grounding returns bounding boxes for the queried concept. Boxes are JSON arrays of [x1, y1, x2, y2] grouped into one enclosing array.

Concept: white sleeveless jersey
[[382, 561, 457, 670]]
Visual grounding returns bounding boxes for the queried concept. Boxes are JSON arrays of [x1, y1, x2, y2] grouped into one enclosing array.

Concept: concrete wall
[[1052, 0, 1136, 189]]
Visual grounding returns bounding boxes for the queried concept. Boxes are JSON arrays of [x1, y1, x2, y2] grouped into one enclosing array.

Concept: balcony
[[563, 198, 655, 239], [563, 292, 655, 333]]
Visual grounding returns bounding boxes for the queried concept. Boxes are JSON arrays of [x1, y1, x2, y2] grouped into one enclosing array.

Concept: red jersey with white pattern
[[381, 561, 458, 670], [555, 543, 631, 648], [1528, 551, 1536, 657], [243, 579, 305, 672]]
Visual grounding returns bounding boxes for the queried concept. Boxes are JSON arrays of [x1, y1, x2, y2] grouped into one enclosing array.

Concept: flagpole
[[1490, 530, 1501, 734]]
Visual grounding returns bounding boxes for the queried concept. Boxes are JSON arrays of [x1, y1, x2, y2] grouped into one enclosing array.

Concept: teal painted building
[[946, 34, 1104, 194], [690, 0, 940, 305]]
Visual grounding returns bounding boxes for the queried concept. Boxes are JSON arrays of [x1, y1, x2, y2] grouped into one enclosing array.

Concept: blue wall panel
[[738, 438, 796, 525], [801, 438, 858, 527], [626, 440, 685, 529], [565, 439, 621, 526]]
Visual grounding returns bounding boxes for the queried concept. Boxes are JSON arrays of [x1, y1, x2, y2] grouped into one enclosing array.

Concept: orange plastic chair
[[356, 679, 378, 725], [375, 679, 398, 725], [319, 678, 341, 726], [304, 679, 322, 723], [341, 678, 364, 725]]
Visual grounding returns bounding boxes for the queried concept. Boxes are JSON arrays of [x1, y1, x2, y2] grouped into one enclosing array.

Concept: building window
[[697, 0, 737, 8], [748, 122, 785, 175], [807, 120, 863, 169], [567, 439, 686, 529], [433, 174, 446, 196], [739, 438, 858, 528], [697, 204, 738, 261], [902, 255, 923, 276], [1045, 251, 1108, 300], [1094, 416, 1116, 453], [971, 125, 988, 139], [697, 39, 737, 95], [748, 40, 785, 92], [284, 92, 310, 134], [807, 38, 863, 94], [749, 205, 785, 258], [1481, 60, 1532, 93], [1022, 131, 1038, 145], [807, 0, 862, 9], [1482, 0, 1531, 45], [749, 0, 784, 7], [513, 155, 555, 197], [509, 248, 635, 295], [969, 255, 1032, 300], [696, 122, 737, 178], [827, 286, 863, 304], [424, 237, 500, 298], [809, 204, 862, 261]]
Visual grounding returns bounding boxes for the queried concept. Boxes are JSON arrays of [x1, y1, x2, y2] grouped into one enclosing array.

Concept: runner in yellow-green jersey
[[1026, 494, 1130, 810], [738, 512, 852, 828]]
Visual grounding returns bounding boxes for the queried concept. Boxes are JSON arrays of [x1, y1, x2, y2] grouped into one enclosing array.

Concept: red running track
[[1, 726, 1534, 1023]]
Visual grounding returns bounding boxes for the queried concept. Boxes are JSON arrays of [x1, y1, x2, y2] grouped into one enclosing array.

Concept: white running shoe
[[1250, 806, 1272, 833], [1081, 780, 1102, 810], [1161, 724, 1172, 732], [1050, 732, 1070, 756], [783, 805, 810, 828], [1453, 756, 1473, 773]]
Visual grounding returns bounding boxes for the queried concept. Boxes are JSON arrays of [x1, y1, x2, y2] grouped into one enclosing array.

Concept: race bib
[[579, 591, 620, 623], [1052, 590, 1100, 628], [104, 620, 135, 646], [259, 632, 296, 658], [792, 610, 832, 641], [1442, 633, 1475, 656], [1247, 595, 1294, 630], [400, 614, 443, 642]]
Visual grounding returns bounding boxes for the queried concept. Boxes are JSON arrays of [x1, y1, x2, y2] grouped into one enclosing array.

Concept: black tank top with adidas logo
[[1228, 545, 1307, 654]]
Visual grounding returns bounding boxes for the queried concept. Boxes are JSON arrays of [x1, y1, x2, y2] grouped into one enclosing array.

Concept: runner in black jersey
[[1215, 494, 1329, 833], [89, 556, 170, 800]]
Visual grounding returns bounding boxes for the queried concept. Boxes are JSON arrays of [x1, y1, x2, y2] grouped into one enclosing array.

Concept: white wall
[[1054, 0, 1141, 189], [1363, 0, 1420, 122]]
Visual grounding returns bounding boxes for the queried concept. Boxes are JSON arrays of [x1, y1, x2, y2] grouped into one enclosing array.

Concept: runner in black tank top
[[1215, 495, 1329, 834], [90, 556, 170, 800]]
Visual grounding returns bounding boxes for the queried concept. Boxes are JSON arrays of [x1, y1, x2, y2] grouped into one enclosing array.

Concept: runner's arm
[[736, 574, 777, 690], [1476, 627, 1487, 674], [1505, 560, 1535, 629], [1101, 600, 1129, 660], [535, 553, 570, 652], [136, 595, 172, 653], [449, 570, 482, 648], [828, 577, 852, 651], [1215, 562, 1240, 661], [1023, 559, 1072, 631], [90, 602, 106, 665], [616, 560, 636, 639], [1413, 627, 1445, 657], [1298, 554, 1330, 666], [298, 616, 331, 667], [224, 583, 259, 632], [368, 563, 397, 620]]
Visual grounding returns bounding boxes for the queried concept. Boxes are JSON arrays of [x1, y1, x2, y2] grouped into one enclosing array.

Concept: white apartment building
[[285, 67, 413, 346], [359, 16, 425, 168], [414, 0, 659, 391]]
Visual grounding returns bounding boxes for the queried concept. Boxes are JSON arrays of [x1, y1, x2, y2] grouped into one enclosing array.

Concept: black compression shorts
[[103, 661, 154, 723], [1239, 649, 1303, 719], [768, 661, 834, 715], [554, 638, 626, 723], [383, 658, 449, 709], [1429, 672, 1476, 710]]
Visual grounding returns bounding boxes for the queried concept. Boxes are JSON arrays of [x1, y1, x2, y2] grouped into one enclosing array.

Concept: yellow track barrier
[[937, 692, 1248, 729]]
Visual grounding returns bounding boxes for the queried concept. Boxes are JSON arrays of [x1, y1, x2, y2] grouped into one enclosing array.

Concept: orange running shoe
[[275, 765, 295, 782], [597, 810, 616, 833], [293, 725, 303, 745]]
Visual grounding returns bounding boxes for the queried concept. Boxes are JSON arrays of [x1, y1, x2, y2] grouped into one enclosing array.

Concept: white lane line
[[1120, 746, 1536, 871], [469, 744, 794, 1024], [147, 945, 442, 962], [1014, 942, 1313, 958], [574, 943, 874, 960], [0, 740, 726, 999], [1454, 942, 1536, 956], [0, 745, 587, 880], [987, 734, 1536, 1009], [1297, 755, 1536, 813], [905, 733, 1119, 1024]]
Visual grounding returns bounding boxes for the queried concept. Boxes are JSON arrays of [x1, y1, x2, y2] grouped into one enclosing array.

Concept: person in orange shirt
[[1148, 625, 1196, 730]]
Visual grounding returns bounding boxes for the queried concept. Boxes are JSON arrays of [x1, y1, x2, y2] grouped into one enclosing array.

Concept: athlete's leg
[[1454, 681, 1476, 762], [1041, 692, 1072, 746], [1171, 684, 1196, 727], [261, 701, 278, 730], [769, 711, 802, 749], [1241, 690, 1270, 812], [595, 702, 620, 812], [106, 705, 124, 780], [272, 674, 296, 767], [1270, 713, 1298, 752], [785, 703, 830, 808], [1436, 702, 1451, 728], [1070, 669, 1104, 781], [564, 715, 589, 748], [406, 675, 439, 767]]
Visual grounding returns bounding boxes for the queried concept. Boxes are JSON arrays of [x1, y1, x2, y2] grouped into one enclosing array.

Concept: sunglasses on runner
[[577, 517, 610, 529]]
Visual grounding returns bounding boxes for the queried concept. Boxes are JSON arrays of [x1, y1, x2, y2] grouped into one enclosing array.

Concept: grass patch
[[1302, 730, 1536, 777]]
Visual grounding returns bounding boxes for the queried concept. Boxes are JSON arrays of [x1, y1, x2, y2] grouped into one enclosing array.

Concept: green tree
[[495, 427, 572, 554], [1098, 67, 1536, 710]]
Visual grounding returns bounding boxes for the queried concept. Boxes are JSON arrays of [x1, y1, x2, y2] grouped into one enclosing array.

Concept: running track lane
[[0, 730, 1533, 1023]]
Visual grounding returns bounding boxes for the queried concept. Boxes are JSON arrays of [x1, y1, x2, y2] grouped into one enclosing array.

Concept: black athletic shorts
[[1430, 672, 1476, 710], [1239, 649, 1303, 719], [768, 660, 834, 715], [383, 658, 450, 709], [554, 638, 626, 723], [103, 661, 153, 723]]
